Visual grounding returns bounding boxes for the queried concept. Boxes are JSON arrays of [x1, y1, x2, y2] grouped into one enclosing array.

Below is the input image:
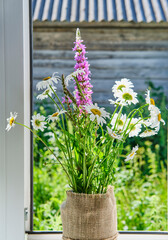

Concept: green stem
[[15, 121, 72, 186], [122, 104, 149, 140], [83, 135, 86, 191], [47, 122, 68, 162], [99, 124, 105, 138], [74, 76, 86, 101], [123, 117, 149, 141], [109, 105, 119, 125], [50, 85, 66, 110], [102, 158, 115, 192], [122, 104, 149, 133], [113, 106, 123, 131], [98, 146, 114, 168], [49, 84, 73, 162], [47, 93, 60, 111], [85, 155, 97, 191], [47, 89, 72, 163]]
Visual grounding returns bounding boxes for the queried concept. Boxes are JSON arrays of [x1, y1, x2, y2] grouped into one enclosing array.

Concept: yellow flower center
[[144, 130, 152, 133], [117, 85, 126, 91], [35, 119, 41, 126], [91, 108, 101, 116], [150, 98, 155, 105], [44, 89, 50, 95], [52, 112, 59, 117], [122, 93, 133, 101], [130, 152, 135, 157], [118, 119, 123, 126], [43, 76, 51, 81], [130, 123, 136, 131], [158, 113, 161, 122], [10, 117, 14, 126]]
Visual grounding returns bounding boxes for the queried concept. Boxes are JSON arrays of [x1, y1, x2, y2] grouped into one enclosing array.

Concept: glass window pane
[[32, 25, 168, 231]]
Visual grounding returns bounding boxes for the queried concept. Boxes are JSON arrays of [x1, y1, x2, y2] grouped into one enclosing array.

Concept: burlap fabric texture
[[61, 186, 118, 240]]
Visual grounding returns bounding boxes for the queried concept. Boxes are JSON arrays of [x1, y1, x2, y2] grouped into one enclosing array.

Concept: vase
[[61, 186, 118, 240]]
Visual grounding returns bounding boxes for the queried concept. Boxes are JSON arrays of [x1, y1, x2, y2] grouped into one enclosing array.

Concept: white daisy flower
[[6, 112, 18, 131], [107, 126, 123, 141], [108, 99, 122, 106], [148, 106, 165, 131], [36, 72, 60, 91], [48, 110, 67, 122], [139, 129, 157, 138], [142, 119, 151, 127], [145, 89, 155, 110], [116, 88, 138, 106], [125, 145, 139, 162], [31, 114, 47, 131], [111, 113, 127, 131], [85, 103, 110, 126], [112, 78, 134, 98], [127, 118, 142, 137], [37, 86, 57, 100], [108, 99, 116, 105], [65, 69, 85, 86]]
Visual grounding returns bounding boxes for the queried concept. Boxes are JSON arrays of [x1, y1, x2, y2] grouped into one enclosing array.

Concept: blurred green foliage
[[33, 82, 167, 231], [115, 143, 167, 230]]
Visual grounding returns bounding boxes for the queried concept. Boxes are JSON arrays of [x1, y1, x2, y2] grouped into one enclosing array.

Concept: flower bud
[[76, 28, 81, 41]]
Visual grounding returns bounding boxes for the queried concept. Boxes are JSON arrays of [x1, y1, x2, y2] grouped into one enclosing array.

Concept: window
[[31, 0, 168, 235], [1, 0, 167, 240]]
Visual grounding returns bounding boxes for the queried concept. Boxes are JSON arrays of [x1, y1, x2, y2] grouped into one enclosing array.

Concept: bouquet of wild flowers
[[6, 29, 165, 194]]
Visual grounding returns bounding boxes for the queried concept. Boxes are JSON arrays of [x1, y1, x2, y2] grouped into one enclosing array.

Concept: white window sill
[[26, 233, 168, 240]]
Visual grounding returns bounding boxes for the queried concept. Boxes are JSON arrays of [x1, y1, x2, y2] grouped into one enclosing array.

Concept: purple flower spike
[[73, 28, 93, 111]]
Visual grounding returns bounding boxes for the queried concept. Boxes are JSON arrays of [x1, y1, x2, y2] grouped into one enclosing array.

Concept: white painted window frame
[[0, 0, 31, 239], [26, 233, 168, 240]]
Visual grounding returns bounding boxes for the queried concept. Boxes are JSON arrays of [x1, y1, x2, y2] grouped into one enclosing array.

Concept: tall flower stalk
[[73, 28, 93, 111]]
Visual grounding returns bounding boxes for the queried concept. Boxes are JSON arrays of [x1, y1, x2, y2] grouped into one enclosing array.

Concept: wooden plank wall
[[33, 23, 168, 51], [33, 24, 168, 111], [33, 50, 168, 110]]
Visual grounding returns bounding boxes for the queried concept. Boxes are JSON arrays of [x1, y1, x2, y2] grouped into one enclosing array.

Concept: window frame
[[29, 0, 34, 232], [26, 231, 168, 240], [0, 0, 30, 239]]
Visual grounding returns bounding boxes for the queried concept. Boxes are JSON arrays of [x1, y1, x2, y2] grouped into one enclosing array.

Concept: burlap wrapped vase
[[61, 186, 118, 240]]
